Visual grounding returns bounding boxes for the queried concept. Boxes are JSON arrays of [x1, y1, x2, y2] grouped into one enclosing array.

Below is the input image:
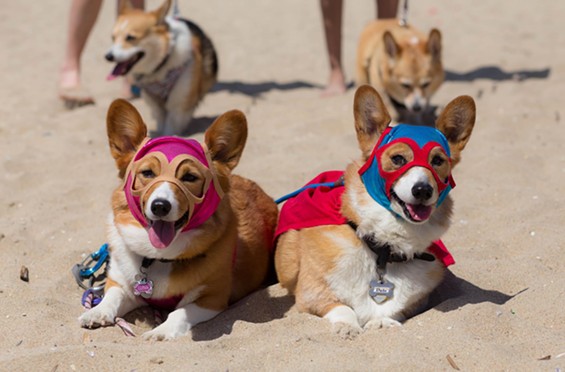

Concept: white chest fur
[[325, 232, 443, 327]]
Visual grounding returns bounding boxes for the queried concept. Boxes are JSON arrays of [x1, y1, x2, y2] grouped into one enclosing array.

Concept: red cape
[[275, 171, 455, 267]]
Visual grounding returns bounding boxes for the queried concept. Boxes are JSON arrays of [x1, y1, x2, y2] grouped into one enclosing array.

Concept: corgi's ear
[[436, 96, 476, 165], [106, 99, 147, 178], [354, 85, 391, 159], [205, 110, 248, 171], [118, 0, 134, 15], [427, 29, 442, 61], [152, 0, 172, 24], [383, 31, 400, 60]]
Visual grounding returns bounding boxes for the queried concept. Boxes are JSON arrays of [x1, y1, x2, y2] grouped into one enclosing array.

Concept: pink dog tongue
[[148, 221, 176, 249], [106, 62, 129, 81], [406, 204, 433, 222]]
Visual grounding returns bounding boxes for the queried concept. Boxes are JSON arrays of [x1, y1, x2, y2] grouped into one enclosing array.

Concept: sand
[[0, 0, 563, 370]]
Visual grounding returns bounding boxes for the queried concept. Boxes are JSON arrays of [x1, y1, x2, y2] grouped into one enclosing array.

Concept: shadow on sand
[[445, 66, 550, 82], [428, 270, 526, 313], [211, 80, 322, 98]]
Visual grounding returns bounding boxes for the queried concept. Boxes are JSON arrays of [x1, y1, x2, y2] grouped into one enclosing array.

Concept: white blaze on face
[[392, 167, 438, 206], [145, 182, 181, 222], [410, 36, 420, 45]]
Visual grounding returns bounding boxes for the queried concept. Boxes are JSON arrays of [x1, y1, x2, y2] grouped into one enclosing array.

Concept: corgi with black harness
[[274, 85, 475, 334]]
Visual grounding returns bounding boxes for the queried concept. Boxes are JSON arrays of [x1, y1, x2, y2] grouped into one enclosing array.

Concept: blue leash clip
[[72, 243, 109, 290]]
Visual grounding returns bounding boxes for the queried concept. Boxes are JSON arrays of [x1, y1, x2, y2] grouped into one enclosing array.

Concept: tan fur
[[275, 86, 475, 330], [81, 99, 277, 339], [356, 19, 444, 124], [109, 0, 217, 135]]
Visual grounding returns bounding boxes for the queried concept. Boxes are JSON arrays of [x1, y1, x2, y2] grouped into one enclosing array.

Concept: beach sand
[[0, 0, 563, 370]]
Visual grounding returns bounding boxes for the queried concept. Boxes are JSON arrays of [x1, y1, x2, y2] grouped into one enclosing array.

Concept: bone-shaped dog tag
[[133, 275, 154, 299], [369, 279, 394, 304]]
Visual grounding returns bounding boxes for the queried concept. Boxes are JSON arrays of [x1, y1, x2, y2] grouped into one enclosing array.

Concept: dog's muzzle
[[359, 124, 455, 213], [123, 137, 224, 245]]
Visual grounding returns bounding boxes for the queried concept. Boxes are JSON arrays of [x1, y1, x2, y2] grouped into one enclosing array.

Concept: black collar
[[346, 221, 436, 269], [141, 253, 206, 269]]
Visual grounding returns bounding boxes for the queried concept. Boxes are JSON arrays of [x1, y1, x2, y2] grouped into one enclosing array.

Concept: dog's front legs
[[78, 286, 141, 328], [142, 302, 220, 341], [323, 304, 363, 339]]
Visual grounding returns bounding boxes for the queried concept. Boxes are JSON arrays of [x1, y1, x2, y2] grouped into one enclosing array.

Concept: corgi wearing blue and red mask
[[79, 99, 278, 340], [275, 85, 475, 334]]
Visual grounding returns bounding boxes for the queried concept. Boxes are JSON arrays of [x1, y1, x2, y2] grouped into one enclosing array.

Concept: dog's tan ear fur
[[427, 29, 442, 61], [152, 0, 172, 24], [436, 96, 476, 165], [383, 31, 400, 60], [354, 85, 391, 159], [118, 0, 135, 15], [106, 99, 148, 178], [205, 110, 248, 172]]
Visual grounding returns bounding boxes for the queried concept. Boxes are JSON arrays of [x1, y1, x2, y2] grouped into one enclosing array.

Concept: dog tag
[[369, 279, 394, 304], [133, 276, 153, 299]]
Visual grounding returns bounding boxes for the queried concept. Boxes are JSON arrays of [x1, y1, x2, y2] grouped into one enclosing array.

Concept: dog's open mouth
[[107, 51, 145, 81], [147, 211, 189, 249], [390, 191, 433, 223]]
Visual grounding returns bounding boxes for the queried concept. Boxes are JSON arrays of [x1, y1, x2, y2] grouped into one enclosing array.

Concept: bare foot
[[59, 68, 95, 109], [321, 68, 346, 97]]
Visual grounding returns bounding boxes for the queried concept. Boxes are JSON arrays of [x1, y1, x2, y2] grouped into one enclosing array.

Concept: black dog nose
[[412, 182, 433, 201], [151, 199, 172, 217], [105, 52, 115, 62], [412, 102, 422, 112]]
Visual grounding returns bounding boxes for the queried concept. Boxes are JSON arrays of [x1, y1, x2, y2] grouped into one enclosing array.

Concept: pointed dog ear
[[353, 85, 391, 159], [152, 0, 172, 24], [436, 96, 476, 165], [205, 110, 248, 171], [383, 31, 400, 60], [106, 99, 147, 178], [427, 29, 442, 62], [118, 0, 135, 15]]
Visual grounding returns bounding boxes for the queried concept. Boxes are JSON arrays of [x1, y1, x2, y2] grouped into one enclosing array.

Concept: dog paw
[[142, 322, 190, 341], [365, 317, 402, 329], [332, 322, 363, 340], [78, 308, 116, 328]]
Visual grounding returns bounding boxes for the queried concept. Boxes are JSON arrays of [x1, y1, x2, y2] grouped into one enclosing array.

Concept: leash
[[275, 177, 344, 204], [72, 244, 171, 337], [399, 0, 409, 27], [72, 243, 138, 336]]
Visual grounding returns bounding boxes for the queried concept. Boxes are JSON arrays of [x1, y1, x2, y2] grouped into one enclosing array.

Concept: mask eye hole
[[141, 169, 156, 179], [391, 154, 407, 167], [431, 155, 445, 167], [181, 173, 198, 183]]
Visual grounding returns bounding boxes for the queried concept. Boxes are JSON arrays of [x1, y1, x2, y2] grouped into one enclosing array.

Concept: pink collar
[[123, 137, 224, 234]]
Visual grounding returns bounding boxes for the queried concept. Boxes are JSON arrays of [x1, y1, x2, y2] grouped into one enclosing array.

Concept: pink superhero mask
[[123, 137, 224, 249]]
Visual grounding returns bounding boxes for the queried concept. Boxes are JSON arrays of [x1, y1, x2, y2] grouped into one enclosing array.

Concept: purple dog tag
[[133, 276, 153, 299]]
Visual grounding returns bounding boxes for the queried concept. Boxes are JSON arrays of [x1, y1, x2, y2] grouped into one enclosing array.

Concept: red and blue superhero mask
[[358, 124, 455, 214]]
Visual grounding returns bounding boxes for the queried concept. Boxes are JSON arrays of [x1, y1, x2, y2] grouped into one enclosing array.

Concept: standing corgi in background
[[356, 20, 444, 125], [275, 85, 475, 334], [105, 0, 217, 135], [79, 99, 278, 340]]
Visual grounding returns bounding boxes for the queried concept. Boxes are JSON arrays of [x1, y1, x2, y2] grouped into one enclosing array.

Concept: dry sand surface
[[1, 0, 564, 370]]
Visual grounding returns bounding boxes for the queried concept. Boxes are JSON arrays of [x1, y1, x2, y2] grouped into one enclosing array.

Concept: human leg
[[59, 0, 103, 108], [320, 0, 346, 96]]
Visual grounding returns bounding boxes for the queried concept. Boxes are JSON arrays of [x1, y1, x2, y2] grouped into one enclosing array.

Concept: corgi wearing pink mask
[[79, 99, 278, 340], [275, 86, 475, 335]]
